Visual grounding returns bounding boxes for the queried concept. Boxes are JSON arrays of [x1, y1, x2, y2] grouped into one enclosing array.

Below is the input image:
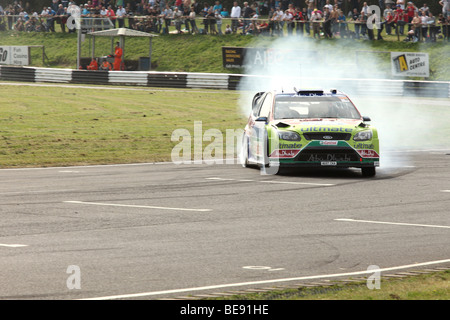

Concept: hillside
[[1, 31, 449, 81]]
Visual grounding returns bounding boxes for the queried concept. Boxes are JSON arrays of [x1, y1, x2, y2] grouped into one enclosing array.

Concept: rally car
[[241, 89, 380, 177]]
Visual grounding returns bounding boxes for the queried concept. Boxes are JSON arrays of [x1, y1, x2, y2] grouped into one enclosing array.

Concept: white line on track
[[206, 177, 335, 187], [335, 218, 450, 229], [80, 258, 450, 300], [64, 201, 211, 212], [0, 82, 238, 94], [441, 190, 450, 193], [0, 244, 28, 247]]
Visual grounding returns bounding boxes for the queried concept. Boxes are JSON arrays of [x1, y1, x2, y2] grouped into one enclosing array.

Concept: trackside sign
[[391, 52, 429, 78], [0, 46, 30, 66]]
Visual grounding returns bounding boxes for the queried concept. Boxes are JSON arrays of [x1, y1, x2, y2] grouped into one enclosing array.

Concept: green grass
[[206, 270, 450, 300], [1, 84, 449, 168], [0, 84, 245, 168], [0, 28, 449, 80]]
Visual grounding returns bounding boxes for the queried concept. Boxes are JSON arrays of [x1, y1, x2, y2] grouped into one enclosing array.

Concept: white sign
[[0, 46, 30, 66], [391, 52, 429, 78]]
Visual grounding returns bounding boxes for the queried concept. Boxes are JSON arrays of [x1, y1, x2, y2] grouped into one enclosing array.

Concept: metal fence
[[1, 14, 449, 42]]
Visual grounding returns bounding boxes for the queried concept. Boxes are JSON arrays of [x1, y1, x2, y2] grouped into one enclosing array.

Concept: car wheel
[[261, 136, 282, 175], [361, 167, 376, 177]]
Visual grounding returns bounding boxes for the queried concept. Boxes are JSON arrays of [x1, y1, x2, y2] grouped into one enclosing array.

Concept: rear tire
[[361, 167, 376, 177]]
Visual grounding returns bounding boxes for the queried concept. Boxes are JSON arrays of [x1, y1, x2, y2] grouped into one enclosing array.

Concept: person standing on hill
[[230, 1, 241, 33]]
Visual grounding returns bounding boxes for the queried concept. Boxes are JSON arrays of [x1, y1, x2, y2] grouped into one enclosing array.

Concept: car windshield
[[273, 95, 361, 120]]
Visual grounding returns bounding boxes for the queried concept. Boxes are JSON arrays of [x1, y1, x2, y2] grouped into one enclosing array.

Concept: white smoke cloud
[[237, 36, 450, 172]]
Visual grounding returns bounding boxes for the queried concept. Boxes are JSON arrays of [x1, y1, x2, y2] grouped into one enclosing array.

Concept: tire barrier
[[0, 66, 35, 82], [0, 65, 449, 98], [35, 67, 72, 83], [147, 72, 187, 88], [71, 70, 110, 85]]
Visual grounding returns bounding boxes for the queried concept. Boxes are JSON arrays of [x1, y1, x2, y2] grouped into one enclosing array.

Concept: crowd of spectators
[[0, 0, 449, 41]]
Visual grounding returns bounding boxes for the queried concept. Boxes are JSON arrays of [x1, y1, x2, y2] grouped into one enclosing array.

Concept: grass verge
[[0, 83, 246, 168], [204, 269, 450, 300]]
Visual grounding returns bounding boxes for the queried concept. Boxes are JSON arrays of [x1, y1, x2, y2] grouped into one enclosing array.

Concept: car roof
[[272, 89, 346, 97]]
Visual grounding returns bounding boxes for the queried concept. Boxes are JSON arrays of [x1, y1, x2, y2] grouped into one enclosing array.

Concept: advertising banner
[[391, 52, 429, 78], [0, 46, 30, 66]]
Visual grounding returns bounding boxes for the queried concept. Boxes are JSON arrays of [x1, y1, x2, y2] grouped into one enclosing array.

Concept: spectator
[[384, 3, 394, 19], [206, 7, 217, 34], [56, 4, 66, 32], [284, 9, 294, 35], [439, 0, 449, 17], [286, 3, 296, 34], [427, 12, 438, 41], [213, 1, 222, 12], [330, 4, 339, 34], [173, 6, 183, 33], [420, 10, 429, 39], [46, 6, 56, 32], [225, 23, 232, 33], [438, 13, 449, 40], [358, 10, 367, 37], [184, 0, 192, 12], [272, 6, 283, 36], [350, 7, 361, 39], [419, 3, 430, 15], [361, 2, 370, 16], [175, 0, 183, 11], [406, 2, 417, 23], [302, 6, 310, 35], [295, 7, 305, 36], [159, 0, 166, 13], [337, 9, 346, 37], [242, 2, 254, 35], [215, 9, 223, 34], [183, 4, 191, 33], [116, 5, 126, 28], [323, 6, 332, 38], [230, 1, 241, 33], [162, 4, 173, 34], [106, 5, 116, 27], [310, 8, 322, 38], [385, 10, 395, 35], [410, 10, 421, 39], [257, 19, 269, 35], [188, 6, 199, 33]]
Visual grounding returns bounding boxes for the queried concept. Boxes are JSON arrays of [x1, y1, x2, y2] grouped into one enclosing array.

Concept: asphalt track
[[0, 149, 449, 300]]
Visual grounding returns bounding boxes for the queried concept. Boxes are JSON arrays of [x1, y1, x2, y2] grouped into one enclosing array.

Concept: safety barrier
[[71, 70, 109, 85], [109, 71, 148, 86], [35, 67, 72, 83], [0, 65, 449, 98]]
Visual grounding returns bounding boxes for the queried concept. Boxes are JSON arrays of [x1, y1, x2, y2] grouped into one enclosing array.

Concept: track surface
[[0, 149, 449, 299]]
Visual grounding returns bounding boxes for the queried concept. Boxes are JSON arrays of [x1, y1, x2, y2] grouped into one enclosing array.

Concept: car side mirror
[[363, 116, 371, 122]]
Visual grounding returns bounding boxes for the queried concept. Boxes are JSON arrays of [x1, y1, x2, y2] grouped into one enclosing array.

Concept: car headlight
[[353, 130, 373, 141], [278, 131, 301, 141]]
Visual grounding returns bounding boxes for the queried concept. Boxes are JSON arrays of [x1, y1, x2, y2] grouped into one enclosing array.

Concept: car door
[[249, 92, 273, 163]]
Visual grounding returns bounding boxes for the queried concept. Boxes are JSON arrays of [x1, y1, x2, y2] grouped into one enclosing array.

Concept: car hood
[[273, 118, 365, 131]]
